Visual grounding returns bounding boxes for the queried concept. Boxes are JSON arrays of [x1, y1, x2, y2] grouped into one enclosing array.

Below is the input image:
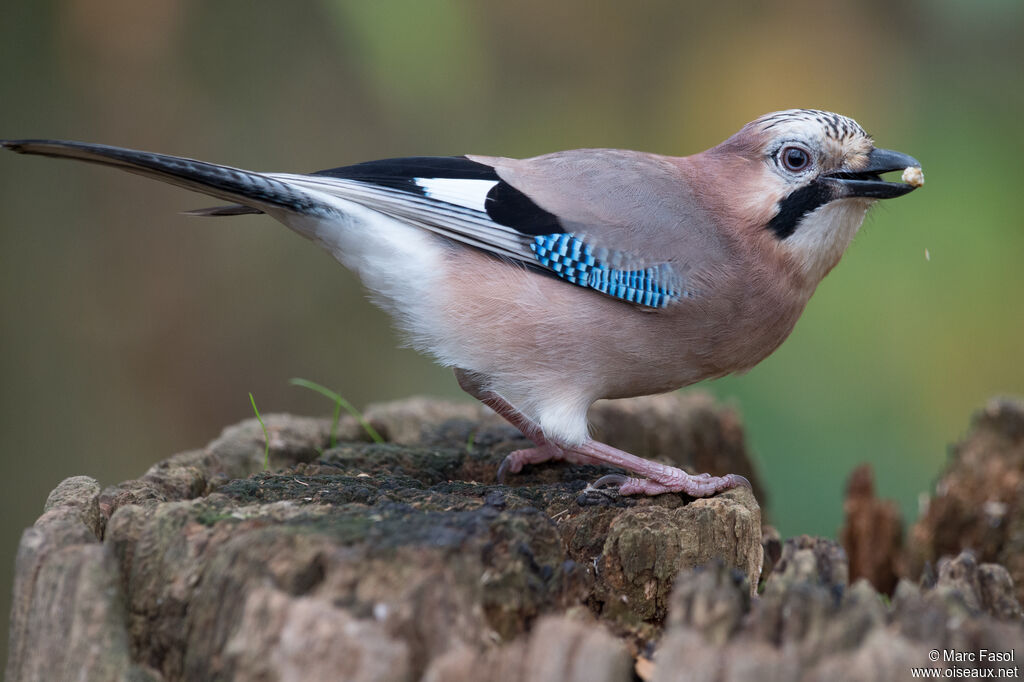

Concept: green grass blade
[[249, 392, 270, 471], [289, 377, 385, 444]]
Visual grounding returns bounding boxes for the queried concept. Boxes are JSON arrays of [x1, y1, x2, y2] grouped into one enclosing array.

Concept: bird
[[1, 109, 923, 497]]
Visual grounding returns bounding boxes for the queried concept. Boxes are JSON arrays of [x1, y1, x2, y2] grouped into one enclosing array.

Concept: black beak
[[826, 148, 923, 199]]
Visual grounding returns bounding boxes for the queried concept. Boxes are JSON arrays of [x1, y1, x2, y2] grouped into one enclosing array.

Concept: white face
[[750, 110, 882, 282]]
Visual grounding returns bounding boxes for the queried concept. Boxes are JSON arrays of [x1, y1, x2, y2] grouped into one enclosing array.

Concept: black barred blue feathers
[[530, 233, 688, 308], [315, 158, 686, 308]]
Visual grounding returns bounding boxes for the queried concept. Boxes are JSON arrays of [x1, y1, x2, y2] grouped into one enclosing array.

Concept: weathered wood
[[908, 397, 1024, 606], [8, 476, 160, 681], [7, 394, 1023, 682]]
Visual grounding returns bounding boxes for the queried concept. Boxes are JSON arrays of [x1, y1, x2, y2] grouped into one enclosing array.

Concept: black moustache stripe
[[767, 180, 836, 240]]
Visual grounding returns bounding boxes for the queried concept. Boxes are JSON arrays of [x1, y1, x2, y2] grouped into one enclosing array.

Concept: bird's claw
[[496, 457, 512, 484], [726, 473, 752, 490], [592, 474, 629, 490]]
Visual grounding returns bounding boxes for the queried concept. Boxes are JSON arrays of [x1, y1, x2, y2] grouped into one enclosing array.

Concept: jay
[[2, 109, 923, 497]]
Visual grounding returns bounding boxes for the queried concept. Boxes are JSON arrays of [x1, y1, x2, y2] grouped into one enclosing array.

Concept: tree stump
[[7, 394, 1023, 681]]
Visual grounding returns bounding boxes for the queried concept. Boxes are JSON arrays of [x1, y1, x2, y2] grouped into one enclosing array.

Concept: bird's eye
[[780, 146, 811, 172]]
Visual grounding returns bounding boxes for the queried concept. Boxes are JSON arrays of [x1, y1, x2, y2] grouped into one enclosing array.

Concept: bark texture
[[908, 397, 1024, 606], [7, 393, 1023, 682]]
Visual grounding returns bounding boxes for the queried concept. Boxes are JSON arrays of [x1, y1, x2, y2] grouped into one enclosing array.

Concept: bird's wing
[[1, 140, 724, 309], [472, 149, 728, 275], [275, 151, 726, 309]]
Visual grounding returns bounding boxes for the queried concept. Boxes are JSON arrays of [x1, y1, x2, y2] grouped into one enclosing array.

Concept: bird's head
[[705, 109, 922, 283]]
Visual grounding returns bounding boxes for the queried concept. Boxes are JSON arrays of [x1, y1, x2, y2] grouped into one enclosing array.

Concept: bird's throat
[[783, 198, 873, 284]]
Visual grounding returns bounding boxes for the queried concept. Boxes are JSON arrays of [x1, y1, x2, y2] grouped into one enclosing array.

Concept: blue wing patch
[[530, 233, 692, 308]]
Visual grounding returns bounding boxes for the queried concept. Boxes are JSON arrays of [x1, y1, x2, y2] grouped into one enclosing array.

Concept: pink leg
[[454, 369, 749, 497], [454, 369, 605, 482], [568, 439, 750, 497]]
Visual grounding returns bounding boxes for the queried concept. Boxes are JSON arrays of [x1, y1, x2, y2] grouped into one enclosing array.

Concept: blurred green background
[[1, 0, 1022, 665]]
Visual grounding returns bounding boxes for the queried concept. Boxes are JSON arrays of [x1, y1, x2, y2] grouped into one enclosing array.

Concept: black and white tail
[[0, 139, 325, 216], [1, 137, 467, 367]]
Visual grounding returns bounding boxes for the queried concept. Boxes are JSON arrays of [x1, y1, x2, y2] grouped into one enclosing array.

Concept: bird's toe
[[592, 473, 630, 489]]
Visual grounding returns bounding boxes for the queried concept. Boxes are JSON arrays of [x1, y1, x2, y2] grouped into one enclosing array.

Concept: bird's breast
[[428, 247, 809, 403]]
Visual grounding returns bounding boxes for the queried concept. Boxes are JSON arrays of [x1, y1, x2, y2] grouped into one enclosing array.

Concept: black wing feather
[[316, 156, 563, 236], [315, 155, 500, 183]]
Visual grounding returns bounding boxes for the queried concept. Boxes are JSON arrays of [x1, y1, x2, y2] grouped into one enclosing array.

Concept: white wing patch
[[413, 178, 497, 213]]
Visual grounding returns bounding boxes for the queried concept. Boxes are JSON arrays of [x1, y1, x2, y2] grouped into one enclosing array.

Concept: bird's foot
[[568, 438, 751, 497], [592, 470, 751, 497], [497, 444, 562, 482], [496, 443, 607, 483]]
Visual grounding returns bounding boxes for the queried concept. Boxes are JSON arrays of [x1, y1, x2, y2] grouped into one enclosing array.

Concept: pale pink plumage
[[1, 109, 922, 497]]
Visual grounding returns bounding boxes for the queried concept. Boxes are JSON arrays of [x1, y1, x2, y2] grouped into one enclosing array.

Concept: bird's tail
[[0, 139, 322, 216]]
